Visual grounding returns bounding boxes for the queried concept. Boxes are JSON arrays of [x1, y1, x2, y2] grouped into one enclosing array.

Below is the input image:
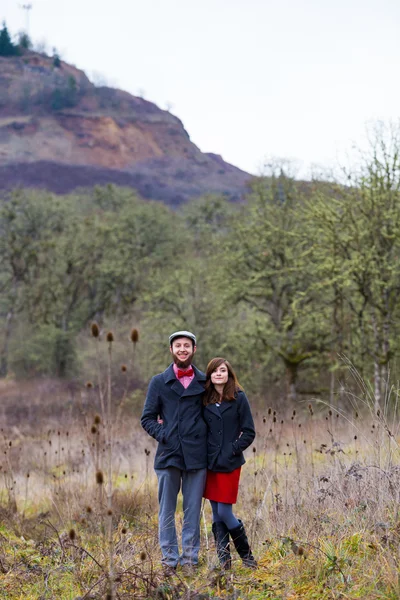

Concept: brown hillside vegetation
[[0, 52, 251, 204]]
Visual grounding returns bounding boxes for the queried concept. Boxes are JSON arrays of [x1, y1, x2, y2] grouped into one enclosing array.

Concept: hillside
[[0, 51, 251, 205]]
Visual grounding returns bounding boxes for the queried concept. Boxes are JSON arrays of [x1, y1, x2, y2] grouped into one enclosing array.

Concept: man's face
[[170, 337, 196, 368]]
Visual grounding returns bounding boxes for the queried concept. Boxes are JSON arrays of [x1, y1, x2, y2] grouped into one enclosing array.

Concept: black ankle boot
[[212, 521, 231, 569], [228, 520, 257, 568]]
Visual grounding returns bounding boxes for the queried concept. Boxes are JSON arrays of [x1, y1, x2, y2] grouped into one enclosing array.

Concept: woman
[[203, 357, 257, 569]]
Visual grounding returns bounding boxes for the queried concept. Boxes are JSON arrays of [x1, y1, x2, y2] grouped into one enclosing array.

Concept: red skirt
[[203, 467, 241, 504]]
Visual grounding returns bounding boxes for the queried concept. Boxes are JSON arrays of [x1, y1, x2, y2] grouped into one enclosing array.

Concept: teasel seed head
[[263, 417, 266, 423], [96, 470, 104, 485], [377, 409, 380, 417], [94, 414, 101, 425], [69, 528, 76, 541], [121, 527, 127, 534], [91, 322, 100, 338], [252, 447, 256, 453], [106, 331, 114, 343], [86, 381, 93, 389], [140, 550, 147, 561], [268, 408, 272, 415], [91, 426, 97, 435], [130, 328, 139, 344], [86, 506, 92, 513], [107, 509, 112, 516], [121, 364, 127, 372]]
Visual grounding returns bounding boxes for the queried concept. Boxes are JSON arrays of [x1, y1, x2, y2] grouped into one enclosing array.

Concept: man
[[141, 331, 207, 574]]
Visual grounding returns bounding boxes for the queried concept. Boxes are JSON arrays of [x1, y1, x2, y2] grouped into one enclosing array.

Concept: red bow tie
[[177, 367, 193, 378]]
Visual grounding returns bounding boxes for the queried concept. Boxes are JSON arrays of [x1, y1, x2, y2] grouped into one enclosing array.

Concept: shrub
[[9, 323, 78, 378]]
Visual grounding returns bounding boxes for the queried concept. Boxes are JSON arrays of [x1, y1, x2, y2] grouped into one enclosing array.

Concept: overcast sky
[[2, 0, 400, 176]]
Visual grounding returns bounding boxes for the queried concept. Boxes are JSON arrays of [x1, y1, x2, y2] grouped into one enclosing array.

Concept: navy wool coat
[[204, 390, 255, 473], [141, 364, 207, 470]]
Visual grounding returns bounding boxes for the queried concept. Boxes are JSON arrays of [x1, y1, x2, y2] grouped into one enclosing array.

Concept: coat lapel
[[205, 403, 220, 417], [219, 402, 233, 414], [182, 378, 205, 397], [205, 401, 234, 416]]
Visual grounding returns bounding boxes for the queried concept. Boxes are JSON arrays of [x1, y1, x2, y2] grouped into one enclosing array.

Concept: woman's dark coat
[[204, 390, 255, 473], [141, 363, 207, 471]]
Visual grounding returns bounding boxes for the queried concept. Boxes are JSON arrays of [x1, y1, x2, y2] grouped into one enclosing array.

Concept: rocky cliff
[[0, 51, 251, 204]]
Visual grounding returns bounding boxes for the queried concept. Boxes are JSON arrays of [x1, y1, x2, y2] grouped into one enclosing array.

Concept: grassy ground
[[1, 376, 400, 599]]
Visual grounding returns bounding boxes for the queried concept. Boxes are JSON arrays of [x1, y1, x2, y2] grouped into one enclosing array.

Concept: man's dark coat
[[204, 390, 255, 472], [141, 364, 207, 470]]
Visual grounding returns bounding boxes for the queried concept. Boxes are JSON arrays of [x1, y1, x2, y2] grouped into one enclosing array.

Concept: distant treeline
[[1, 123, 400, 405], [0, 22, 32, 57]]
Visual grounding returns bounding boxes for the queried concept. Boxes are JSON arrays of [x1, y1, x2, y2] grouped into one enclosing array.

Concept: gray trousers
[[155, 467, 207, 567]]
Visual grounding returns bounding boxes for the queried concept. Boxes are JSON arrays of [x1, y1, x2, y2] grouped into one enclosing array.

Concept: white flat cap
[[169, 330, 197, 345]]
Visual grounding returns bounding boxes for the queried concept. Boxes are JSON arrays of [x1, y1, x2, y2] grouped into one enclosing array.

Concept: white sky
[[2, 0, 400, 176]]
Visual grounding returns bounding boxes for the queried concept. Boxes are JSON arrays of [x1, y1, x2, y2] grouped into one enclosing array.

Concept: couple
[[140, 330, 256, 574]]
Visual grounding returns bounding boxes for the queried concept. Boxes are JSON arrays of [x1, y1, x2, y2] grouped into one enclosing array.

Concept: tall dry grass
[[1, 352, 400, 598]]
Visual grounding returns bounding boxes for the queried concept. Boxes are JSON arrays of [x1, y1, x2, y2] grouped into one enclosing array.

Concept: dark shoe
[[162, 564, 177, 578], [228, 520, 257, 568], [212, 521, 232, 570]]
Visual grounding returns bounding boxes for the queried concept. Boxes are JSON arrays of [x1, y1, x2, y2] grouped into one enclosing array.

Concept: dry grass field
[[1, 365, 400, 599]]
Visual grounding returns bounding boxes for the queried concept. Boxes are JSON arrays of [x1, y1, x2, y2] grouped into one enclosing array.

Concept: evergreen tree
[[0, 22, 17, 57], [18, 31, 32, 51]]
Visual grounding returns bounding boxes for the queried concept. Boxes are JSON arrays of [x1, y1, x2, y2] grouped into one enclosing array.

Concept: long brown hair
[[203, 357, 242, 405]]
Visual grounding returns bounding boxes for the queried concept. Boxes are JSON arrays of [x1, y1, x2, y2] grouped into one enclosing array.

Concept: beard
[[172, 351, 194, 369]]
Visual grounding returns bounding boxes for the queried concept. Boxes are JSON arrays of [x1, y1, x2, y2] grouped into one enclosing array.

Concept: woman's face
[[211, 362, 229, 386]]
